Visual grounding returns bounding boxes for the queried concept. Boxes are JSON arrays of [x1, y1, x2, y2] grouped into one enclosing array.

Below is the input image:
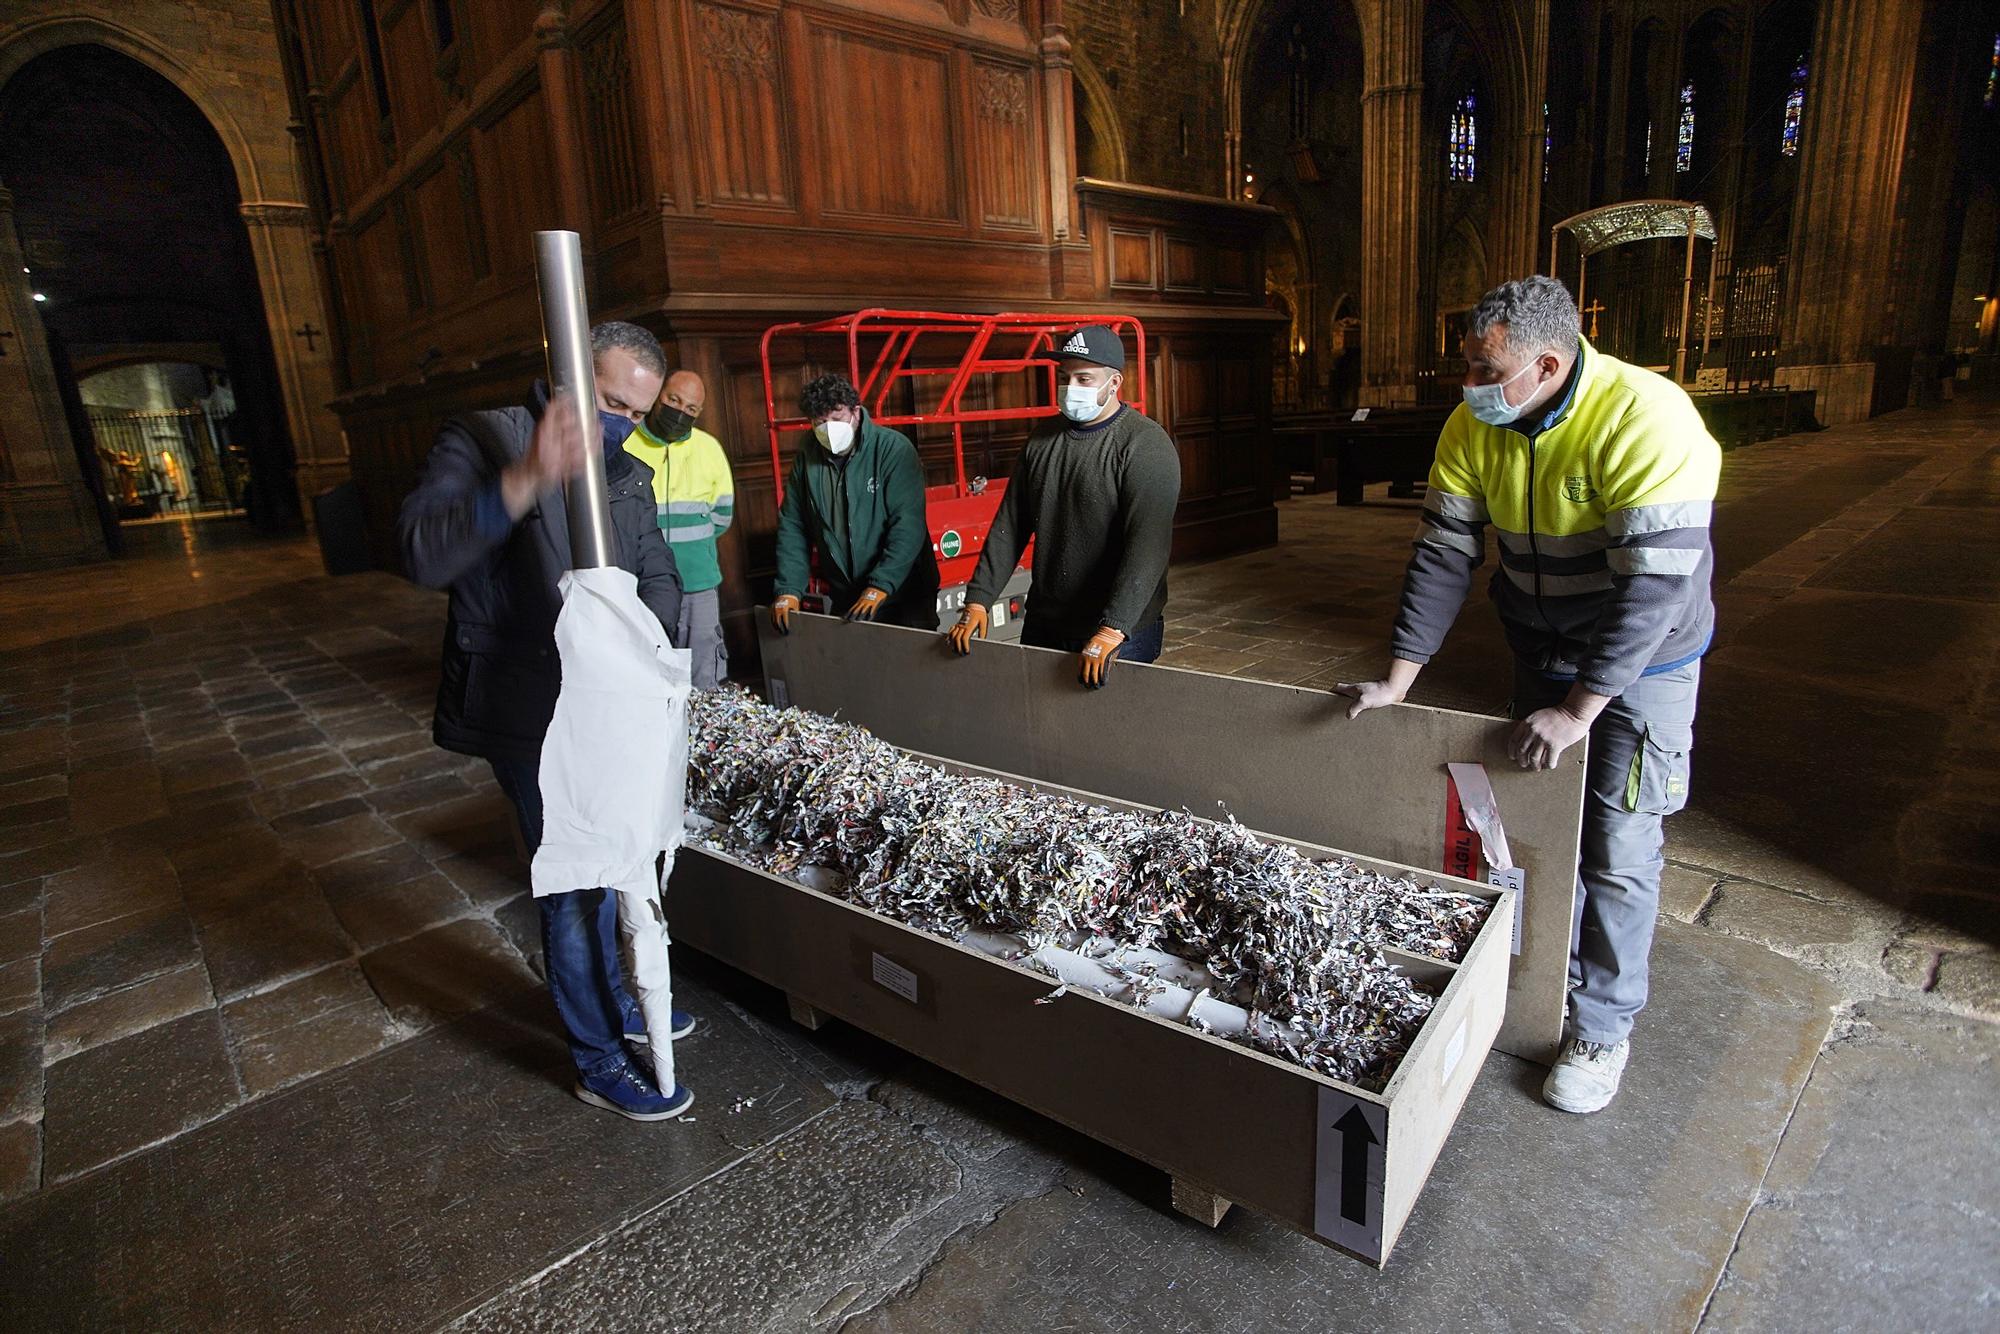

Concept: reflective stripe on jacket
[[1390, 338, 1720, 696]]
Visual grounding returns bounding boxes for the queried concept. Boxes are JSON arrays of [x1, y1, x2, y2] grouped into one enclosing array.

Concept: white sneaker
[[1542, 1038, 1629, 1114]]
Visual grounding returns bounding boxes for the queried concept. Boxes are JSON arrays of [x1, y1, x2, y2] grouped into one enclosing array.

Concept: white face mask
[[1461, 357, 1542, 426], [1060, 381, 1112, 424], [814, 419, 855, 455]]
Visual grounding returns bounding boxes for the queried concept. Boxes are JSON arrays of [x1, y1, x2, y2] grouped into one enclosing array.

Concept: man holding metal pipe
[[399, 320, 698, 1122], [947, 325, 1181, 689], [1336, 277, 1718, 1117]]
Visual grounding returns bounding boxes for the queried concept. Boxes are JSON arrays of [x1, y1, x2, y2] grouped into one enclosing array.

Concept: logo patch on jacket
[[1563, 475, 1599, 503]]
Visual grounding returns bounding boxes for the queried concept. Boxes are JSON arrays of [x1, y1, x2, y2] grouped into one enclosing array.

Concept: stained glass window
[[1448, 93, 1477, 182], [1543, 101, 1551, 182], [1782, 57, 1806, 155], [1676, 82, 1694, 173], [1644, 120, 1653, 177], [1985, 32, 1998, 110]]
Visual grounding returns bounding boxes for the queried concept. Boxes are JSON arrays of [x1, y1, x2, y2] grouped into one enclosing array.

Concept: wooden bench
[[1275, 406, 1455, 505]]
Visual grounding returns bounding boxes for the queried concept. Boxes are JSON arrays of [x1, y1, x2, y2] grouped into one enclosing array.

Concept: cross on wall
[[293, 322, 322, 352]]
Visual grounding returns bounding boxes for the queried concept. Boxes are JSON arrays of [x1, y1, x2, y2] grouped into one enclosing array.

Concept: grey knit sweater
[[966, 405, 1182, 639]]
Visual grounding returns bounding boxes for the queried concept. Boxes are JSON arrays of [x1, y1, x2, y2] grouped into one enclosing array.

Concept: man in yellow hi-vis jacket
[[1339, 276, 1720, 1117]]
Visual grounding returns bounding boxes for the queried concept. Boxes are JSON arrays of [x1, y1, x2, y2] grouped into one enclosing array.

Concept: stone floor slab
[[43, 965, 214, 1063], [40, 1009, 238, 1182], [1699, 881, 1863, 952], [0, 1117, 37, 1203], [458, 1100, 959, 1333], [845, 925, 1837, 1333], [0, 958, 39, 1015], [198, 894, 357, 1001], [0, 977, 833, 1330], [227, 991, 400, 1099], [0, 1008, 42, 1124], [321, 869, 474, 952], [358, 919, 540, 1031], [1703, 999, 2000, 1333], [0, 905, 39, 966], [40, 906, 200, 1013], [42, 850, 181, 940]]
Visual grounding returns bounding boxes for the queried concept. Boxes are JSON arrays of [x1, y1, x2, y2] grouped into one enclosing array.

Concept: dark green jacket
[[774, 411, 940, 626]]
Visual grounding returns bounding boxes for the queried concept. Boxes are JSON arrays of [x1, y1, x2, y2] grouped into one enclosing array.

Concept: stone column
[[1487, 1, 1548, 284], [0, 183, 106, 570], [1595, 8, 1632, 205], [1774, 0, 1922, 423], [239, 201, 348, 515], [1359, 0, 1424, 406]]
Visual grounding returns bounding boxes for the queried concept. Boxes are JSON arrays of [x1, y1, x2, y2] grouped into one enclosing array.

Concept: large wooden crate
[[665, 615, 1584, 1265], [667, 751, 1514, 1266]]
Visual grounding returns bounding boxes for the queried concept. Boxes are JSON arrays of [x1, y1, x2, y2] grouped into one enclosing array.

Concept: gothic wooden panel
[[971, 60, 1037, 230], [1165, 236, 1203, 290], [1216, 357, 1257, 491], [350, 209, 413, 328], [326, 73, 384, 210], [381, 0, 447, 145], [466, 0, 545, 75], [301, 0, 358, 79], [407, 160, 477, 309], [580, 11, 649, 222], [1212, 245, 1251, 293], [692, 3, 794, 209], [473, 87, 562, 278], [1110, 228, 1156, 288], [1174, 350, 1215, 423], [807, 25, 957, 223]]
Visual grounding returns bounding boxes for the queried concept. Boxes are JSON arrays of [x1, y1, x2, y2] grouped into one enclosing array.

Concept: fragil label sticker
[[769, 677, 790, 709], [1314, 1088, 1387, 1264]]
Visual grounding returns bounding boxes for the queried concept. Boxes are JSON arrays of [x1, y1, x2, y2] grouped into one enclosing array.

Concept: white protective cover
[[534, 566, 691, 1085]]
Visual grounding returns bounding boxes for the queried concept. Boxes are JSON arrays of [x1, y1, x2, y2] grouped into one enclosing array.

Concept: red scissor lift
[[760, 309, 1149, 637]]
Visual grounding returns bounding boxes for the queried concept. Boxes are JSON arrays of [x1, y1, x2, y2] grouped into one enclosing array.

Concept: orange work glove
[[945, 602, 989, 655], [1077, 626, 1126, 689], [846, 587, 888, 622], [771, 594, 801, 635]]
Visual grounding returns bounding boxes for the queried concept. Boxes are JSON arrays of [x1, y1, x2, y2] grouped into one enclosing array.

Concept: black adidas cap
[[1046, 325, 1125, 372]]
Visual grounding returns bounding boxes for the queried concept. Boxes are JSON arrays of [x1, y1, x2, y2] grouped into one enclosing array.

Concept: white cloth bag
[[533, 566, 691, 1088]]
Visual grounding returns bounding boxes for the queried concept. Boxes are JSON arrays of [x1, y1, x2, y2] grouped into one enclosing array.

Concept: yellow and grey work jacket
[[1390, 337, 1721, 697]]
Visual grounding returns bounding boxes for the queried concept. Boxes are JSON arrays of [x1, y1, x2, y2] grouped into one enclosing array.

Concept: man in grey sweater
[[948, 326, 1181, 688]]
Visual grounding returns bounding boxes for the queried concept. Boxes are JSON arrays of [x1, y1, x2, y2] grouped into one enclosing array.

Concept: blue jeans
[[1021, 616, 1166, 663], [489, 757, 643, 1078]]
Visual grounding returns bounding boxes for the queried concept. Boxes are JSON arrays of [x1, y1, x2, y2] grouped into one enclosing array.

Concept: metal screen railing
[[1713, 250, 1788, 389], [87, 406, 245, 519]]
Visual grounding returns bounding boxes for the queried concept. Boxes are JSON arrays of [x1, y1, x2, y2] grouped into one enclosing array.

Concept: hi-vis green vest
[[1390, 338, 1720, 695]]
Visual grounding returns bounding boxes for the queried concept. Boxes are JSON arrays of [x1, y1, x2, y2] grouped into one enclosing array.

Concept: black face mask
[[645, 403, 695, 444]]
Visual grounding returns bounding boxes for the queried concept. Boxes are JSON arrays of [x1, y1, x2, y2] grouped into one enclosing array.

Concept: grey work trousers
[[1512, 660, 1700, 1046], [676, 587, 728, 690]]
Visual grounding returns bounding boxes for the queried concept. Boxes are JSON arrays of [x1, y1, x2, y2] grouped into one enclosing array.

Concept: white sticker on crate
[[1440, 1016, 1469, 1089], [769, 677, 790, 708], [871, 952, 920, 1005]]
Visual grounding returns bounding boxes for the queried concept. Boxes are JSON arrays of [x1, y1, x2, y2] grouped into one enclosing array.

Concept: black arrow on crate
[[1334, 1105, 1379, 1225]]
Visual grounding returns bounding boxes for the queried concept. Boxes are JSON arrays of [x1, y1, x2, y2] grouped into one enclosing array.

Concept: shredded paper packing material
[[685, 688, 1492, 1090], [535, 566, 693, 1087]]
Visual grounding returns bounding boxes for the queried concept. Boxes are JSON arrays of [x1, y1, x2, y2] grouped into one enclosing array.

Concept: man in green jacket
[[771, 373, 941, 633]]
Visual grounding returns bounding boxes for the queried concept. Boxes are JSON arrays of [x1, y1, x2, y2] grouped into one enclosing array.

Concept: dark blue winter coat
[[398, 397, 682, 763]]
